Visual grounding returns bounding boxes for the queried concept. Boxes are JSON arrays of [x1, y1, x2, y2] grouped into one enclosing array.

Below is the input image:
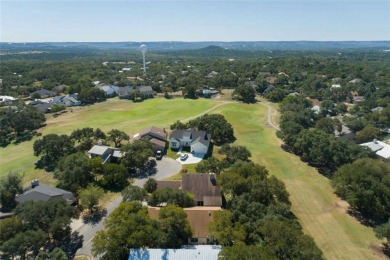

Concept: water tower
[[140, 44, 147, 73]]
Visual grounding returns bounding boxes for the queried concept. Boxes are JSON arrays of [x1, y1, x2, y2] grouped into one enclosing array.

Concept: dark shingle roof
[[156, 180, 182, 190], [15, 184, 75, 205], [30, 89, 56, 98], [182, 173, 222, 206]]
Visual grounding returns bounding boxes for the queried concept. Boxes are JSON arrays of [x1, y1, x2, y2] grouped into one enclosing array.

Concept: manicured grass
[[211, 102, 382, 260], [0, 96, 383, 259], [0, 97, 220, 184]]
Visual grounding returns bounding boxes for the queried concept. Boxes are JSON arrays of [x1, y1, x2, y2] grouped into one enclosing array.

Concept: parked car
[[156, 150, 163, 160], [180, 153, 188, 161]]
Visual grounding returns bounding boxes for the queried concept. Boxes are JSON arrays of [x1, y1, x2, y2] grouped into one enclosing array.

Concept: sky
[[1, 0, 389, 42]]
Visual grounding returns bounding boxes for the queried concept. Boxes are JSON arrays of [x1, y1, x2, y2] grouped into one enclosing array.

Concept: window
[[198, 201, 204, 206], [191, 238, 198, 243], [171, 142, 177, 147]]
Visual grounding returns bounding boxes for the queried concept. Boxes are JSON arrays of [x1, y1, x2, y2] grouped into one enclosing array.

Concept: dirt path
[[181, 101, 236, 123], [259, 101, 280, 131]]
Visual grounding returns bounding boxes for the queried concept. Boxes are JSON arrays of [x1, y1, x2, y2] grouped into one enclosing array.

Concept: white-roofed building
[[360, 139, 390, 159], [88, 144, 123, 164], [128, 245, 222, 260]]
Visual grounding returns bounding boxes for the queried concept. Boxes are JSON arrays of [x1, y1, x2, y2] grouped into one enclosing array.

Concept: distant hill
[[156, 45, 262, 58], [1, 41, 389, 52]]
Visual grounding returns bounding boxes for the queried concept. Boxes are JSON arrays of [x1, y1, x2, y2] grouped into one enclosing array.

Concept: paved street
[[73, 157, 181, 258]]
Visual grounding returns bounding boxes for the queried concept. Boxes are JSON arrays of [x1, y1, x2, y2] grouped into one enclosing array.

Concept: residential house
[[266, 76, 277, 84], [117, 86, 154, 99], [96, 85, 119, 97], [0, 95, 17, 106], [331, 84, 341, 89], [29, 89, 56, 99], [148, 207, 222, 245], [349, 78, 362, 84], [156, 173, 223, 207], [15, 180, 75, 205], [52, 94, 81, 106], [169, 129, 211, 154], [88, 144, 123, 164], [133, 126, 167, 154], [360, 139, 390, 160], [352, 96, 365, 103], [307, 98, 321, 114], [206, 71, 219, 78], [129, 245, 222, 260], [371, 107, 383, 112], [30, 102, 53, 113]]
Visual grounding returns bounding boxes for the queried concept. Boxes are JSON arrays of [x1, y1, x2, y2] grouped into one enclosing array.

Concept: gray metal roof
[[129, 245, 221, 260]]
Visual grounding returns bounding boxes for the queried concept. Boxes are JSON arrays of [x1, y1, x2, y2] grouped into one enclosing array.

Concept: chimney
[[98, 139, 102, 146], [209, 173, 216, 185], [31, 179, 39, 188], [373, 139, 378, 144]]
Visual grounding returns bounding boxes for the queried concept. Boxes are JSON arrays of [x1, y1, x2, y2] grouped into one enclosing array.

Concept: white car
[[180, 153, 189, 161]]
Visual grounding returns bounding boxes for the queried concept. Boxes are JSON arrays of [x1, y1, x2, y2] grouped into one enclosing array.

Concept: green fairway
[[0, 97, 383, 259], [212, 102, 383, 260], [0, 98, 220, 183]]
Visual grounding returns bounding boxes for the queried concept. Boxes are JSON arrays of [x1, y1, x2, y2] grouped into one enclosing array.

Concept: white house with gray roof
[[169, 129, 211, 154]]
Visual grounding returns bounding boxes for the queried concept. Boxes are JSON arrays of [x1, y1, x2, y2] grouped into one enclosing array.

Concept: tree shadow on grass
[[81, 207, 108, 226]]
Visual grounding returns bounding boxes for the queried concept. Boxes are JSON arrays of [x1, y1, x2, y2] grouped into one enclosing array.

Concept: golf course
[[0, 97, 384, 259]]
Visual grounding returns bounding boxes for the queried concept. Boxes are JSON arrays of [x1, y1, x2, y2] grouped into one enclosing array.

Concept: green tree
[[122, 186, 147, 202], [158, 205, 192, 248], [120, 139, 154, 170], [0, 217, 23, 244], [336, 102, 348, 114], [79, 184, 105, 212], [208, 210, 246, 246], [232, 84, 256, 103], [195, 156, 227, 175], [0, 229, 47, 259], [54, 152, 94, 193], [256, 220, 323, 259], [219, 242, 277, 260], [375, 219, 390, 250], [218, 144, 252, 163], [149, 188, 194, 207], [14, 199, 76, 243], [107, 129, 130, 148], [355, 125, 381, 143], [170, 120, 186, 130], [315, 117, 341, 134], [101, 163, 128, 188], [187, 114, 235, 145], [33, 134, 75, 171], [70, 127, 95, 151], [0, 171, 23, 211], [320, 100, 337, 116], [144, 178, 158, 193], [92, 202, 160, 259], [332, 158, 390, 221]]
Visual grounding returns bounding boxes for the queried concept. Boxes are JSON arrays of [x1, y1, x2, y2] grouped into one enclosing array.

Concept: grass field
[[212, 102, 384, 260], [0, 97, 384, 259], [0, 98, 220, 183]]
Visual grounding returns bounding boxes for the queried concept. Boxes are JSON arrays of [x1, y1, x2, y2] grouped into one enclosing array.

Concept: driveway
[[176, 152, 205, 164], [73, 157, 181, 259]]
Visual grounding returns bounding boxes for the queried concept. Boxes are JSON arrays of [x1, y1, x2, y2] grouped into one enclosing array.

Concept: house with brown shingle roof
[[148, 206, 221, 245], [156, 173, 222, 207], [133, 126, 167, 155]]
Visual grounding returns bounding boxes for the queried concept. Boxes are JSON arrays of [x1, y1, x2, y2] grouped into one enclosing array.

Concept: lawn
[[0, 97, 383, 259], [0, 97, 220, 183], [211, 102, 383, 260]]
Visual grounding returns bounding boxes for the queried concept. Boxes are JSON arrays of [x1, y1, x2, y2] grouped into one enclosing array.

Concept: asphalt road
[[73, 157, 181, 259]]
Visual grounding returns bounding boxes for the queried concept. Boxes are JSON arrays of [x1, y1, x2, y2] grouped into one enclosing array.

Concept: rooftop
[[129, 245, 222, 260], [360, 140, 390, 159]]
